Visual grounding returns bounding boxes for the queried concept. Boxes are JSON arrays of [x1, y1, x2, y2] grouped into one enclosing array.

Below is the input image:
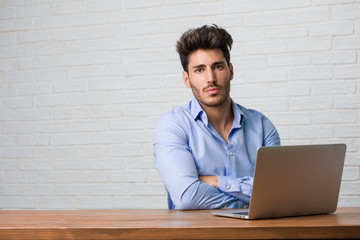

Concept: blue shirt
[[153, 98, 280, 210]]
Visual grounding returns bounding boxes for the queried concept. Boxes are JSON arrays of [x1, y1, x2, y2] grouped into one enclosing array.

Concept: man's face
[[183, 48, 234, 108]]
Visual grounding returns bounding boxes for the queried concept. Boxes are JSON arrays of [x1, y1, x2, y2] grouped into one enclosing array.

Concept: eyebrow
[[212, 61, 225, 66], [191, 61, 226, 69], [192, 64, 205, 69]]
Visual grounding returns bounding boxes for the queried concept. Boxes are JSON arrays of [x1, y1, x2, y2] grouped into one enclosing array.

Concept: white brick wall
[[0, 0, 359, 209]]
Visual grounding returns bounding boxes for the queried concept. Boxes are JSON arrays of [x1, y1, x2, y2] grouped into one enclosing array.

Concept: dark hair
[[176, 24, 233, 72]]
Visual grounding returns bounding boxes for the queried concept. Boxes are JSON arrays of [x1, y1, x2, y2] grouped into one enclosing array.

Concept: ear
[[229, 63, 234, 81], [183, 71, 191, 88]]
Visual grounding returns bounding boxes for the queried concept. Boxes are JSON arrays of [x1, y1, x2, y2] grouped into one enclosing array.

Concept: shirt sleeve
[[262, 114, 281, 146], [153, 113, 237, 210], [216, 176, 252, 203]]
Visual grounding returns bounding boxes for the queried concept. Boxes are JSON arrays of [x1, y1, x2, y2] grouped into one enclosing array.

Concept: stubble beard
[[189, 79, 231, 108]]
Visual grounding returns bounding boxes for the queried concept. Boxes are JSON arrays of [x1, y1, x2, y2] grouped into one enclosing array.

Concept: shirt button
[[224, 205, 227, 208], [226, 185, 230, 189], [229, 152, 233, 156]]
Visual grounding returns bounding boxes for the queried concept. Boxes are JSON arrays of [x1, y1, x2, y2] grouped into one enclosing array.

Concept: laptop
[[212, 144, 346, 220]]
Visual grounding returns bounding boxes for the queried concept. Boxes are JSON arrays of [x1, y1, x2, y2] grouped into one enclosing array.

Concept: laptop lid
[[213, 144, 346, 220]]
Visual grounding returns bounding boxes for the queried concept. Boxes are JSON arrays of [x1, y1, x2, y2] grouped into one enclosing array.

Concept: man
[[153, 25, 280, 210]]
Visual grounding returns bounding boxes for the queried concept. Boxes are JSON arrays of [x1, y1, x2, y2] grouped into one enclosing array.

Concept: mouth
[[205, 87, 220, 95]]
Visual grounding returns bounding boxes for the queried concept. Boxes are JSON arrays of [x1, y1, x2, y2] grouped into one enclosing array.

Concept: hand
[[199, 175, 218, 188]]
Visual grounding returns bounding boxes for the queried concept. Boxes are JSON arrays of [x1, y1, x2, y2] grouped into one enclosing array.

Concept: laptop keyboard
[[233, 211, 249, 216]]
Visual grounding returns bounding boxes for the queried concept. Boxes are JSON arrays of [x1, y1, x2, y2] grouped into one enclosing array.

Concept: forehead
[[188, 49, 226, 66]]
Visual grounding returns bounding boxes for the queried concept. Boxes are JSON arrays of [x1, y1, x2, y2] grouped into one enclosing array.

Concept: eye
[[194, 68, 204, 73], [214, 65, 224, 70]]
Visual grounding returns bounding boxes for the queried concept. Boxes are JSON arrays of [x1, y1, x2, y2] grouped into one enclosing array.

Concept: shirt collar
[[231, 100, 245, 128], [190, 98, 204, 120], [189, 98, 246, 127]]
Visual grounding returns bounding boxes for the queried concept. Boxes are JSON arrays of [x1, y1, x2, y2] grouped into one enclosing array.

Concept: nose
[[206, 68, 216, 84]]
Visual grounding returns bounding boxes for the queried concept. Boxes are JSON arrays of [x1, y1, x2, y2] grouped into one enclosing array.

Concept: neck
[[200, 97, 234, 142]]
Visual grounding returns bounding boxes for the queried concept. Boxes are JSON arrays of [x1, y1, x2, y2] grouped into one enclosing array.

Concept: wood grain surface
[[0, 207, 359, 239]]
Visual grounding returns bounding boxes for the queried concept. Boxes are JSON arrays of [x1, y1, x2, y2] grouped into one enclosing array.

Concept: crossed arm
[[199, 175, 218, 188], [154, 117, 253, 209], [153, 113, 280, 210]]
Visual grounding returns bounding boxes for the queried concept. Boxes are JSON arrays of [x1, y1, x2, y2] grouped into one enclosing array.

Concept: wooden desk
[[0, 207, 359, 239]]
